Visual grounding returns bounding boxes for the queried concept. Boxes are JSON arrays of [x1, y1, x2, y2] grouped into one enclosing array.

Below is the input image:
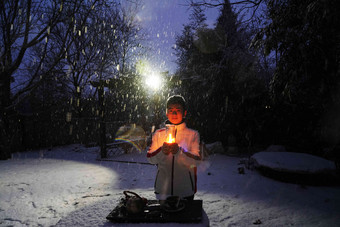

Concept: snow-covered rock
[[251, 151, 336, 174]]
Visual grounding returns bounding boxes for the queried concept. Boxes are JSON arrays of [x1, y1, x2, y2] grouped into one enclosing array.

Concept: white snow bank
[[252, 151, 336, 173]]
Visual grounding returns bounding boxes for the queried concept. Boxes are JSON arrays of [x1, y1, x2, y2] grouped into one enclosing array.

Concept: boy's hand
[[162, 142, 179, 155], [162, 142, 171, 155], [170, 143, 179, 154]]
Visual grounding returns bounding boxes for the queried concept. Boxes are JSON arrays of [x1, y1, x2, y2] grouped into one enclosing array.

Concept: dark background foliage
[[1, 0, 339, 160]]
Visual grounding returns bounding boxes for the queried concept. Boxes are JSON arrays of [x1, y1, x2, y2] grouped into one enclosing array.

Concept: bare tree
[[187, 0, 265, 21], [86, 1, 146, 158], [0, 0, 98, 159]]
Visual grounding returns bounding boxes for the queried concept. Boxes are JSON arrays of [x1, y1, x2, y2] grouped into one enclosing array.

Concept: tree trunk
[[100, 120, 107, 159], [98, 84, 107, 158], [0, 72, 12, 160]]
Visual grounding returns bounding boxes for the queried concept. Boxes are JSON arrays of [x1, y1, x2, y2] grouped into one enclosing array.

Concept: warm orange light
[[167, 133, 175, 143]]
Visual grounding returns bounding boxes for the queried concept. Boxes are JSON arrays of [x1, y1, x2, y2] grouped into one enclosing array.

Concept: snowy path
[[0, 144, 340, 226]]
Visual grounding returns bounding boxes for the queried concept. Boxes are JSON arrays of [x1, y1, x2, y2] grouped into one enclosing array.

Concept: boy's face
[[166, 104, 186, 125]]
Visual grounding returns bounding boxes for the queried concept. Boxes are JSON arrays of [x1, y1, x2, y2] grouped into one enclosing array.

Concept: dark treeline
[[1, 0, 339, 160], [176, 0, 340, 157]]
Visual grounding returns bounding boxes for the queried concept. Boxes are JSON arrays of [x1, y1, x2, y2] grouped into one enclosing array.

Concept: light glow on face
[[166, 104, 186, 125]]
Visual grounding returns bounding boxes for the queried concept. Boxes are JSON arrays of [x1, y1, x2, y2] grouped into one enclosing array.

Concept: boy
[[147, 95, 201, 200]]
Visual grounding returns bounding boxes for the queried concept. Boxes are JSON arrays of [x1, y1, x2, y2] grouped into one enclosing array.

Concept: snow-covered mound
[[252, 151, 336, 173], [251, 151, 338, 186]]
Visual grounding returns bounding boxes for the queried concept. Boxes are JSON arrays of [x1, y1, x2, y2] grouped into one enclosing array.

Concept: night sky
[[137, 0, 220, 74]]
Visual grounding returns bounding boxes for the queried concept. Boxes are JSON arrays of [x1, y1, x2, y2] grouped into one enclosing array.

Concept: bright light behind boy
[[145, 73, 162, 90]]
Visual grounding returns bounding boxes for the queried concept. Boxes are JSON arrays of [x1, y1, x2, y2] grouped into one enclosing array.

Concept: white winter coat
[[147, 122, 201, 199]]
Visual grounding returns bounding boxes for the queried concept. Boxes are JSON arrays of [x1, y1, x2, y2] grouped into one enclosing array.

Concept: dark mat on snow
[[107, 200, 203, 223]]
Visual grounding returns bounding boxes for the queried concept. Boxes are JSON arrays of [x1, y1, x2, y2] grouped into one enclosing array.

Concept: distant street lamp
[[145, 72, 162, 91]]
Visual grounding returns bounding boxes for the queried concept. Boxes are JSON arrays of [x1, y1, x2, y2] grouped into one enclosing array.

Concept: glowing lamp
[[167, 133, 175, 143], [166, 125, 176, 144]]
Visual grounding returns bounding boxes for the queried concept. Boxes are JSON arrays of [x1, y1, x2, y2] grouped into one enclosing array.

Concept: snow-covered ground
[[1, 144, 340, 227]]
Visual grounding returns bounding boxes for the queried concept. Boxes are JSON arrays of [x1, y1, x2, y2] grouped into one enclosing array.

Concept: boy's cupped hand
[[162, 142, 179, 155]]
